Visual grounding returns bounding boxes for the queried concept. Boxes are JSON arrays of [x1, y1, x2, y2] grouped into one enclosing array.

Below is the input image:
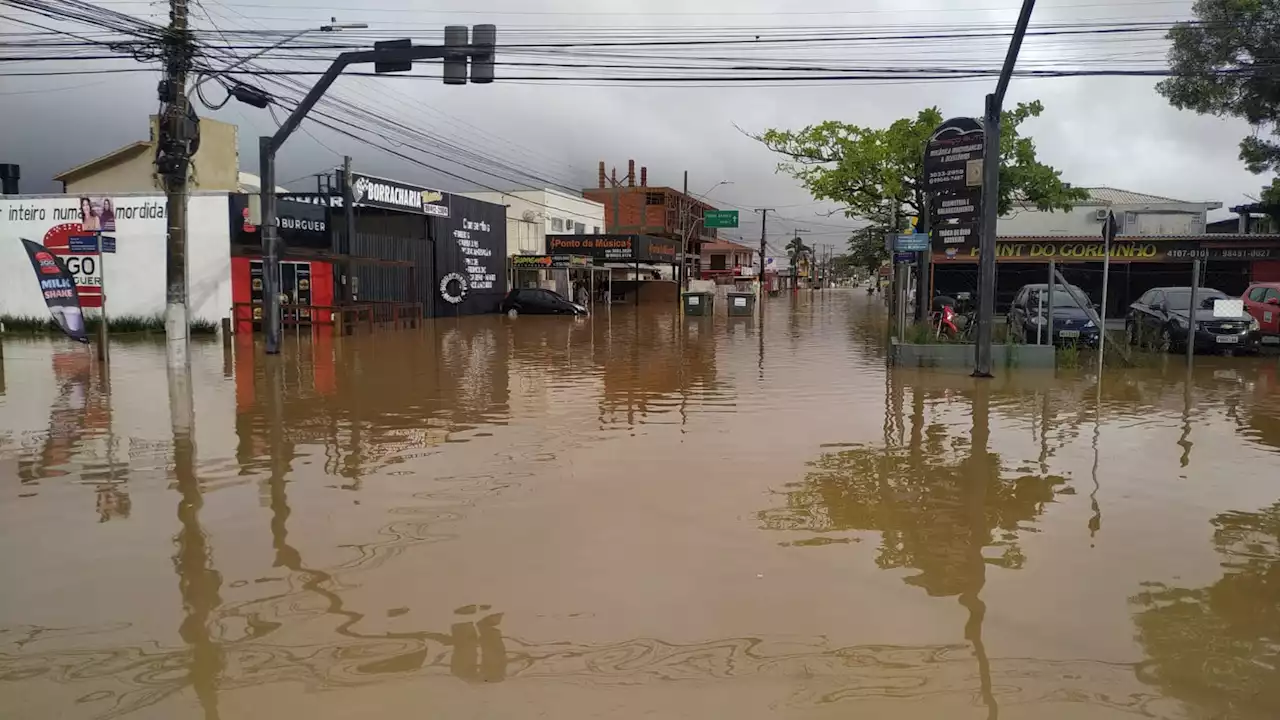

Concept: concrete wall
[[60, 117, 239, 194], [998, 203, 1209, 237], [0, 193, 232, 324]]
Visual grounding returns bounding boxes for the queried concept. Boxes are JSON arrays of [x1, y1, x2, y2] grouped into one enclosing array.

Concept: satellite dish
[[521, 209, 537, 222]]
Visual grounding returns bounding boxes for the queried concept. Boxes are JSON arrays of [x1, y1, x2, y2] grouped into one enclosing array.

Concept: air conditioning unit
[[1093, 208, 1109, 221]]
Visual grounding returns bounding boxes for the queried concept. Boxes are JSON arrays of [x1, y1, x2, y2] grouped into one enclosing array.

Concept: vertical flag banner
[[21, 238, 90, 344]]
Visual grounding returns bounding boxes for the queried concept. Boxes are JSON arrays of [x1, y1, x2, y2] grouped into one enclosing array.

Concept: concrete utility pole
[[681, 170, 688, 290], [342, 155, 356, 303], [973, 0, 1037, 378], [158, 0, 195, 369], [755, 208, 772, 298]]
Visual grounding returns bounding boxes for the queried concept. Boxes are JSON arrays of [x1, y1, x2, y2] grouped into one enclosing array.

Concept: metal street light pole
[[256, 26, 496, 354], [973, 0, 1037, 378], [680, 180, 732, 290], [191, 21, 367, 96]]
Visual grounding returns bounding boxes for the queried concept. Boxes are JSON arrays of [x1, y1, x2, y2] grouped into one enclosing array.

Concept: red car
[[1243, 282, 1280, 346]]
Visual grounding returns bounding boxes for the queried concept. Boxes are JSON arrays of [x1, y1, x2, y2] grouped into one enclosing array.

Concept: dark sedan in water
[[1126, 287, 1260, 353], [500, 288, 588, 316], [1007, 283, 1100, 346]]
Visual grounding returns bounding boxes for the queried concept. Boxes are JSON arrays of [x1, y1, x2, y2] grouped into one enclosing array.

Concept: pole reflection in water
[[168, 360, 223, 719], [961, 384, 997, 720]]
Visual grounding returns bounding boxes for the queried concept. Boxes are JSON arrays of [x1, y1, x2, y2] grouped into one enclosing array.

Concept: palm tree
[[787, 235, 812, 284]]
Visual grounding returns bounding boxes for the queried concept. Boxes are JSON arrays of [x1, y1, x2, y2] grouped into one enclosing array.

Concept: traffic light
[[470, 24, 496, 83], [443, 25, 469, 85]]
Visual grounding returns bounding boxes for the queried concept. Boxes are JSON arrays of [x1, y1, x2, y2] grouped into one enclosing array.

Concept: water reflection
[[5, 294, 1280, 719], [1131, 502, 1280, 718]]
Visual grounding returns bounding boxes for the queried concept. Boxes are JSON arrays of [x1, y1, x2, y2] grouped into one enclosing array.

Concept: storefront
[[233, 171, 507, 330], [545, 233, 679, 305], [931, 234, 1280, 316], [509, 254, 610, 305]]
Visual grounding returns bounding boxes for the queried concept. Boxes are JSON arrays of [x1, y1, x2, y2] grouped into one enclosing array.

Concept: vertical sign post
[[97, 232, 109, 363]]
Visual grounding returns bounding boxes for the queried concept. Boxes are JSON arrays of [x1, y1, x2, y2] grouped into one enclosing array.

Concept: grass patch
[[0, 314, 218, 336]]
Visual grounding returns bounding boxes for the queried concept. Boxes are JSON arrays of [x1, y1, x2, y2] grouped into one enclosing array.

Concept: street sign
[[68, 234, 99, 254], [894, 234, 928, 252], [893, 251, 916, 264], [703, 210, 739, 228], [101, 236, 116, 253], [924, 117, 984, 193]]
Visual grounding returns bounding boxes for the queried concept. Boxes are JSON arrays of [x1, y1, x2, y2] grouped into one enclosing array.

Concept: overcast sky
[[0, 0, 1267, 245]]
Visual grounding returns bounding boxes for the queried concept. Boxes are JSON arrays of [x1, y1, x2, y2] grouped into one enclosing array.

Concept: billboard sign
[[924, 117, 984, 193]]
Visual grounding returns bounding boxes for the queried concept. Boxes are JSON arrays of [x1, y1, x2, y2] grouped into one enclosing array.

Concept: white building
[[462, 188, 605, 256], [998, 187, 1222, 237]]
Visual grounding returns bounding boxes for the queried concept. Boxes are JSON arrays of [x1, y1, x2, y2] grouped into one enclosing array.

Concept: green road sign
[[703, 210, 739, 228]]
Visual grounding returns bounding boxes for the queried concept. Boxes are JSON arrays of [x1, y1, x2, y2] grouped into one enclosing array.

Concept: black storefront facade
[[230, 171, 506, 326]]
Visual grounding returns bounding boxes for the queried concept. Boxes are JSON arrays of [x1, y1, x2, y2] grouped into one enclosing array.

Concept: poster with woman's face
[[78, 196, 116, 232]]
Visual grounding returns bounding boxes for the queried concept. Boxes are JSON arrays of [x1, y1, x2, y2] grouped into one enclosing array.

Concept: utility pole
[[341, 155, 356, 304], [681, 170, 688, 290], [755, 208, 772, 299], [973, 0, 1037, 377], [158, 0, 195, 369]]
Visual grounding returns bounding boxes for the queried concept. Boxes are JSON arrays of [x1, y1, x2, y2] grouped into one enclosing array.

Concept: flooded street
[[2, 289, 1279, 719]]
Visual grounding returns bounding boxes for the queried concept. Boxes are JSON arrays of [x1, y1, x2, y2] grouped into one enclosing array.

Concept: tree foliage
[[1157, 0, 1280, 203], [752, 102, 1087, 273]]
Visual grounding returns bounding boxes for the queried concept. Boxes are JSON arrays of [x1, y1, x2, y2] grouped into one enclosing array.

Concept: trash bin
[[726, 292, 756, 317], [682, 292, 714, 316]]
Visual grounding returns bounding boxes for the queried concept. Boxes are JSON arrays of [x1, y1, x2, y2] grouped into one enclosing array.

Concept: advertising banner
[[349, 172, 450, 217], [933, 238, 1280, 263], [20, 239, 89, 343], [546, 234, 678, 263]]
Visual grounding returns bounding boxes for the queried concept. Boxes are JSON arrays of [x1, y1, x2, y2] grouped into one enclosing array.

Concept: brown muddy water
[[2, 290, 1279, 720]]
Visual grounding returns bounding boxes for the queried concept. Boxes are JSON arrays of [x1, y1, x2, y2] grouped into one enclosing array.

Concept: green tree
[[751, 102, 1087, 268], [1157, 0, 1280, 213]]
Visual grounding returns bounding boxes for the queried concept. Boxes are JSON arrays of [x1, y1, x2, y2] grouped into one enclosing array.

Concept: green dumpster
[[726, 292, 756, 317], [682, 292, 714, 316]]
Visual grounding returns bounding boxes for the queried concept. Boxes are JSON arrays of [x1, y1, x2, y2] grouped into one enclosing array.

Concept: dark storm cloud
[[1, 0, 1266, 234]]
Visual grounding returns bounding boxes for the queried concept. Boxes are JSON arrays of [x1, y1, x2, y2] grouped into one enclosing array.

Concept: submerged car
[[1126, 287, 1259, 353], [500, 288, 588, 316], [1007, 283, 1100, 346]]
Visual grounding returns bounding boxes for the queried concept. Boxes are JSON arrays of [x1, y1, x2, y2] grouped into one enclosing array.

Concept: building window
[[574, 222, 586, 234], [710, 254, 728, 271], [645, 192, 664, 206], [593, 226, 600, 234], [551, 217, 564, 232]]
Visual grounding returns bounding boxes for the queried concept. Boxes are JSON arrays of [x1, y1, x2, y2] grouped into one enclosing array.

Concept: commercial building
[[997, 187, 1221, 237], [462, 188, 604, 257], [930, 186, 1280, 316], [581, 160, 721, 281], [2, 132, 508, 331], [699, 239, 757, 284]]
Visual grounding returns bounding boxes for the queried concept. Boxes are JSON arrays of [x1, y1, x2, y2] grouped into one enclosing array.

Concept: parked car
[[1126, 286, 1260, 353], [1007, 283, 1099, 346], [500, 288, 588, 316], [1242, 282, 1280, 347]]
